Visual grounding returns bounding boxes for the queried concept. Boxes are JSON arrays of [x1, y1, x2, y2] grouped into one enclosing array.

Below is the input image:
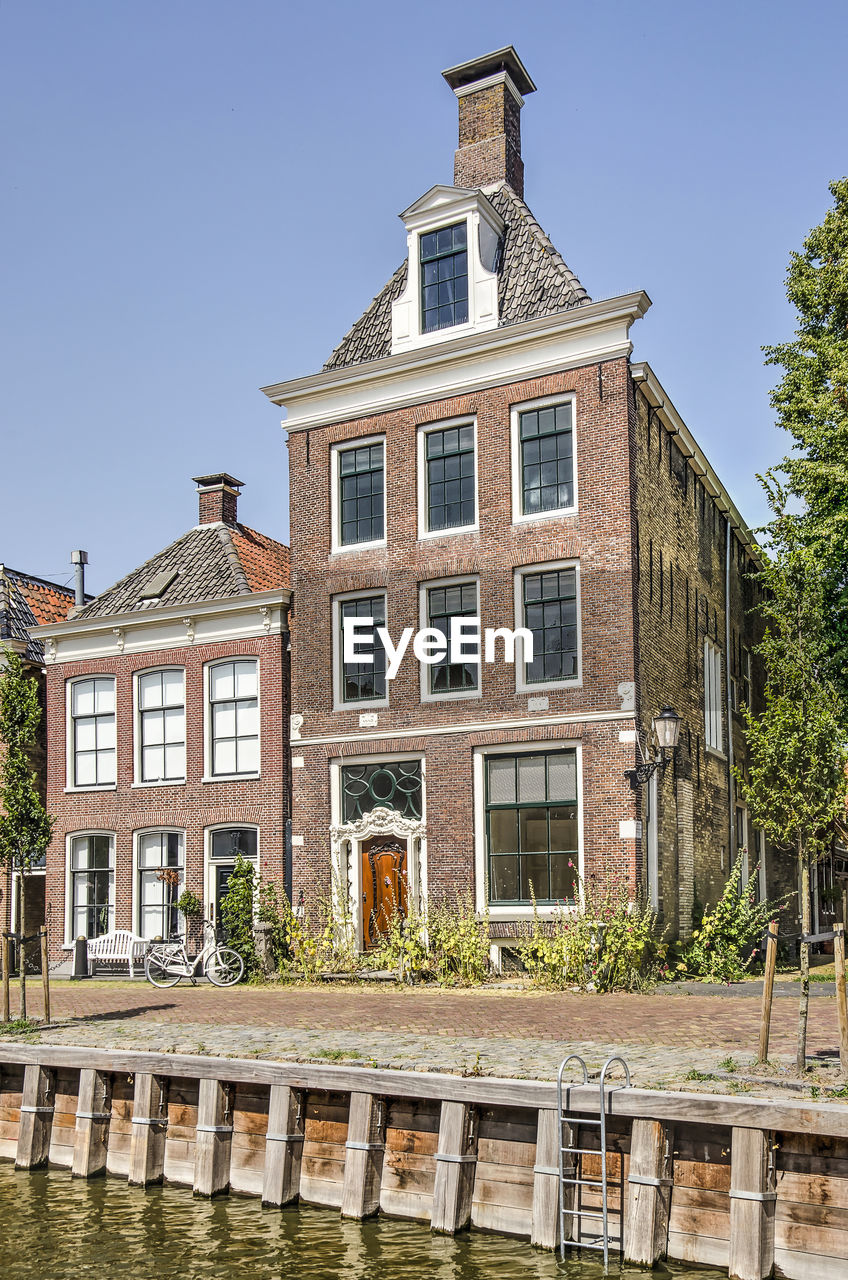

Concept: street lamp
[[624, 706, 682, 791]]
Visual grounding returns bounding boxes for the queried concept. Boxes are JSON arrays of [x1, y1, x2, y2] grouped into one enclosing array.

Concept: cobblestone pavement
[[3, 980, 845, 1098]]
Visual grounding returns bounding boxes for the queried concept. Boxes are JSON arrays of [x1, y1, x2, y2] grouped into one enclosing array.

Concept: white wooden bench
[[87, 930, 147, 977]]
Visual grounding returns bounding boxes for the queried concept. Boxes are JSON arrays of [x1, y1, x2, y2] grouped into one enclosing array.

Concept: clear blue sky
[[2, 0, 846, 596]]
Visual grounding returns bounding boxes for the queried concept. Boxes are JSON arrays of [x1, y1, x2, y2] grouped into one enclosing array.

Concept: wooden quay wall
[[1, 1043, 847, 1280]]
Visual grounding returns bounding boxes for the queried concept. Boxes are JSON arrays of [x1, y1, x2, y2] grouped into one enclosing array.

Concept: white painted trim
[[203, 655, 262, 781], [132, 827, 186, 941], [65, 673, 117, 791], [509, 391, 578, 526], [297, 707, 634, 747], [416, 415, 478, 540], [645, 771, 659, 911], [331, 587, 389, 712], [473, 739, 584, 920], [33, 588, 290, 644], [329, 435, 386, 555], [418, 573, 482, 704], [513, 559, 583, 693], [204, 823, 260, 930], [64, 830, 116, 947], [133, 665, 186, 786], [263, 293, 651, 431], [451, 68, 524, 107]]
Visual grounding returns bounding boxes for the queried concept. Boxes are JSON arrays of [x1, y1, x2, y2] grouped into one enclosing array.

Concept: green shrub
[[680, 854, 784, 983], [219, 854, 260, 978], [370, 892, 489, 986]]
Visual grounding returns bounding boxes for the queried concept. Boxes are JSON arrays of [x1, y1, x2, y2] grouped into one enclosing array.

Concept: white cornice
[[452, 69, 525, 107], [30, 587, 291, 643], [261, 292, 651, 432], [295, 707, 635, 747], [630, 362, 759, 554]]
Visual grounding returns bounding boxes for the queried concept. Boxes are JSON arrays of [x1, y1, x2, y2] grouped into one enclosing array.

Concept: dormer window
[[421, 223, 468, 332]]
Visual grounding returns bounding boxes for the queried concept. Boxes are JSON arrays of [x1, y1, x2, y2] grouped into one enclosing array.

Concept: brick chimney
[[193, 473, 243, 526], [442, 46, 536, 199]]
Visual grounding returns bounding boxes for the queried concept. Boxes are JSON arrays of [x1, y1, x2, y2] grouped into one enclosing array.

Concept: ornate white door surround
[[329, 806, 427, 951]]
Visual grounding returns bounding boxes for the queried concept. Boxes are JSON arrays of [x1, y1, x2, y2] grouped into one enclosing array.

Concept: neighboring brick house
[[262, 47, 773, 962], [0, 565, 77, 947], [31, 475, 290, 970]]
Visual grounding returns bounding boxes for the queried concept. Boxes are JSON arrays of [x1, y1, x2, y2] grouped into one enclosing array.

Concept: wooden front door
[[361, 836, 408, 950]]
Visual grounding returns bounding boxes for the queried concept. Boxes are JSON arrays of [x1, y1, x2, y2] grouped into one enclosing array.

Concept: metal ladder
[[556, 1053, 632, 1269]]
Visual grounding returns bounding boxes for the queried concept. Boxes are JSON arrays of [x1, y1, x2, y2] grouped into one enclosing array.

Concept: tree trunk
[[797, 847, 810, 1073], [19, 872, 27, 1022]]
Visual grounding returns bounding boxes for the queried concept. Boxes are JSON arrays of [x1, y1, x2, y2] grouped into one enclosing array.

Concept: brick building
[[261, 47, 773, 962], [32, 475, 290, 969], [0, 566, 77, 949]]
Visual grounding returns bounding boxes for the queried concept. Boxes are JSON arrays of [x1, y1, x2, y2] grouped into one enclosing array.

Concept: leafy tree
[[0, 648, 54, 1019], [763, 177, 848, 700], [736, 483, 848, 1069]]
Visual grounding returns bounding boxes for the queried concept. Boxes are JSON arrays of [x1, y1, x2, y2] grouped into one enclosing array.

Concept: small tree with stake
[[737, 482, 848, 1071], [0, 647, 54, 1020]]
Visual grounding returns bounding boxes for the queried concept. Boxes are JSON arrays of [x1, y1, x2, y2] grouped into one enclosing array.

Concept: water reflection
[[1, 1163, 716, 1280]]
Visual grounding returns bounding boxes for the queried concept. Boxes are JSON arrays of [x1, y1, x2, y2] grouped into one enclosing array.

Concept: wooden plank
[[774, 1247, 848, 1280], [729, 1126, 775, 1280], [262, 1084, 303, 1208], [15, 1064, 53, 1170], [47, 1069, 78, 1168], [774, 1220, 848, 1260], [625, 1117, 673, 1266], [776, 1170, 848, 1209], [341, 1091, 384, 1220], [431, 1100, 477, 1235], [72, 1069, 110, 1179], [105, 1075, 134, 1177], [531, 1108, 559, 1251], [128, 1073, 168, 1187], [193, 1078, 233, 1198], [668, 1228, 730, 1268]]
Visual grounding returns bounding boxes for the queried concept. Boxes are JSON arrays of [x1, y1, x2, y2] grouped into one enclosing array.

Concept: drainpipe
[[70, 550, 88, 606], [725, 516, 735, 871]]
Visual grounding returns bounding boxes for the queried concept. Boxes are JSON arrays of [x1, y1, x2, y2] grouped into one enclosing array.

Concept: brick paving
[[3, 980, 844, 1098]]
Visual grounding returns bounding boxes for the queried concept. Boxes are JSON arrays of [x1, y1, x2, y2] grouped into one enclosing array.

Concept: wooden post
[[341, 1092, 385, 1220], [758, 922, 779, 1063], [531, 1108, 562, 1250], [1, 933, 9, 1023], [40, 929, 50, 1025], [15, 1064, 53, 1169], [728, 1126, 776, 1280], [262, 1084, 304, 1208], [193, 1077, 233, 1198], [431, 1100, 477, 1235], [834, 922, 848, 1076], [128, 1073, 168, 1187], [624, 1118, 673, 1266], [72, 1068, 111, 1178]]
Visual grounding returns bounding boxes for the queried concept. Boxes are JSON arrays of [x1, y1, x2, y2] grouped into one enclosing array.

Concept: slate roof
[[0, 567, 76, 661], [323, 182, 590, 371], [69, 522, 290, 621]]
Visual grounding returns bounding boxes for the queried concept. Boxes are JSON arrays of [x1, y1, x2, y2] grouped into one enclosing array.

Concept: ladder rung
[[560, 1176, 604, 1187], [560, 1116, 603, 1125], [561, 1145, 605, 1155]]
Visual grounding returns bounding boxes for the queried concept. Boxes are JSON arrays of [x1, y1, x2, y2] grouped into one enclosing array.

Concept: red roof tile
[[230, 524, 290, 593]]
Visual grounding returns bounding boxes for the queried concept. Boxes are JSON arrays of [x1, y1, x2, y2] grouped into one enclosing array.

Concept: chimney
[[70, 550, 88, 606], [442, 46, 536, 199], [193, 473, 244, 526]]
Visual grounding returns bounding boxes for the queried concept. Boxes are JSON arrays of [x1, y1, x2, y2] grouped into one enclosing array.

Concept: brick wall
[[454, 81, 524, 196]]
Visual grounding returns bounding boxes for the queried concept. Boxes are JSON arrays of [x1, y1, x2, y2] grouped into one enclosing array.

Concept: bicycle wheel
[[145, 953, 182, 987], [206, 947, 244, 987]]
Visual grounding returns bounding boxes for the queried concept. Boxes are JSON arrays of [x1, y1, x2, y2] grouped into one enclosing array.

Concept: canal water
[[1, 1163, 716, 1280]]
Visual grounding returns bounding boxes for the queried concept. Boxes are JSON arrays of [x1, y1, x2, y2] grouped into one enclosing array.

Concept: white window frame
[[418, 574, 482, 704], [416, 416, 478, 540], [204, 823, 260, 931], [332, 588, 390, 712], [513, 559, 583, 694], [473, 740, 584, 921], [64, 830, 115, 946], [133, 666, 186, 787], [133, 828, 186, 940], [330, 435, 387, 555], [203, 657, 261, 782], [65, 675, 117, 792], [704, 638, 724, 753], [510, 392, 578, 526]]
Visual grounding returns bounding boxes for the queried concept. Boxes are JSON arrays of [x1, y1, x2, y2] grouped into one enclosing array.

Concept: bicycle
[[144, 919, 244, 987]]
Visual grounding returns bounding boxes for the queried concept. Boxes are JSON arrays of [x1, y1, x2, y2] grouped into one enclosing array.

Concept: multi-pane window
[[138, 669, 185, 782], [521, 568, 578, 684], [420, 222, 468, 332], [339, 443, 384, 547], [339, 595, 387, 703], [519, 402, 574, 515], [426, 581, 478, 695], [425, 425, 475, 531], [704, 639, 723, 750], [70, 678, 116, 787], [70, 834, 114, 938], [137, 831, 184, 939], [209, 660, 259, 776], [486, 751, 578, 904]]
